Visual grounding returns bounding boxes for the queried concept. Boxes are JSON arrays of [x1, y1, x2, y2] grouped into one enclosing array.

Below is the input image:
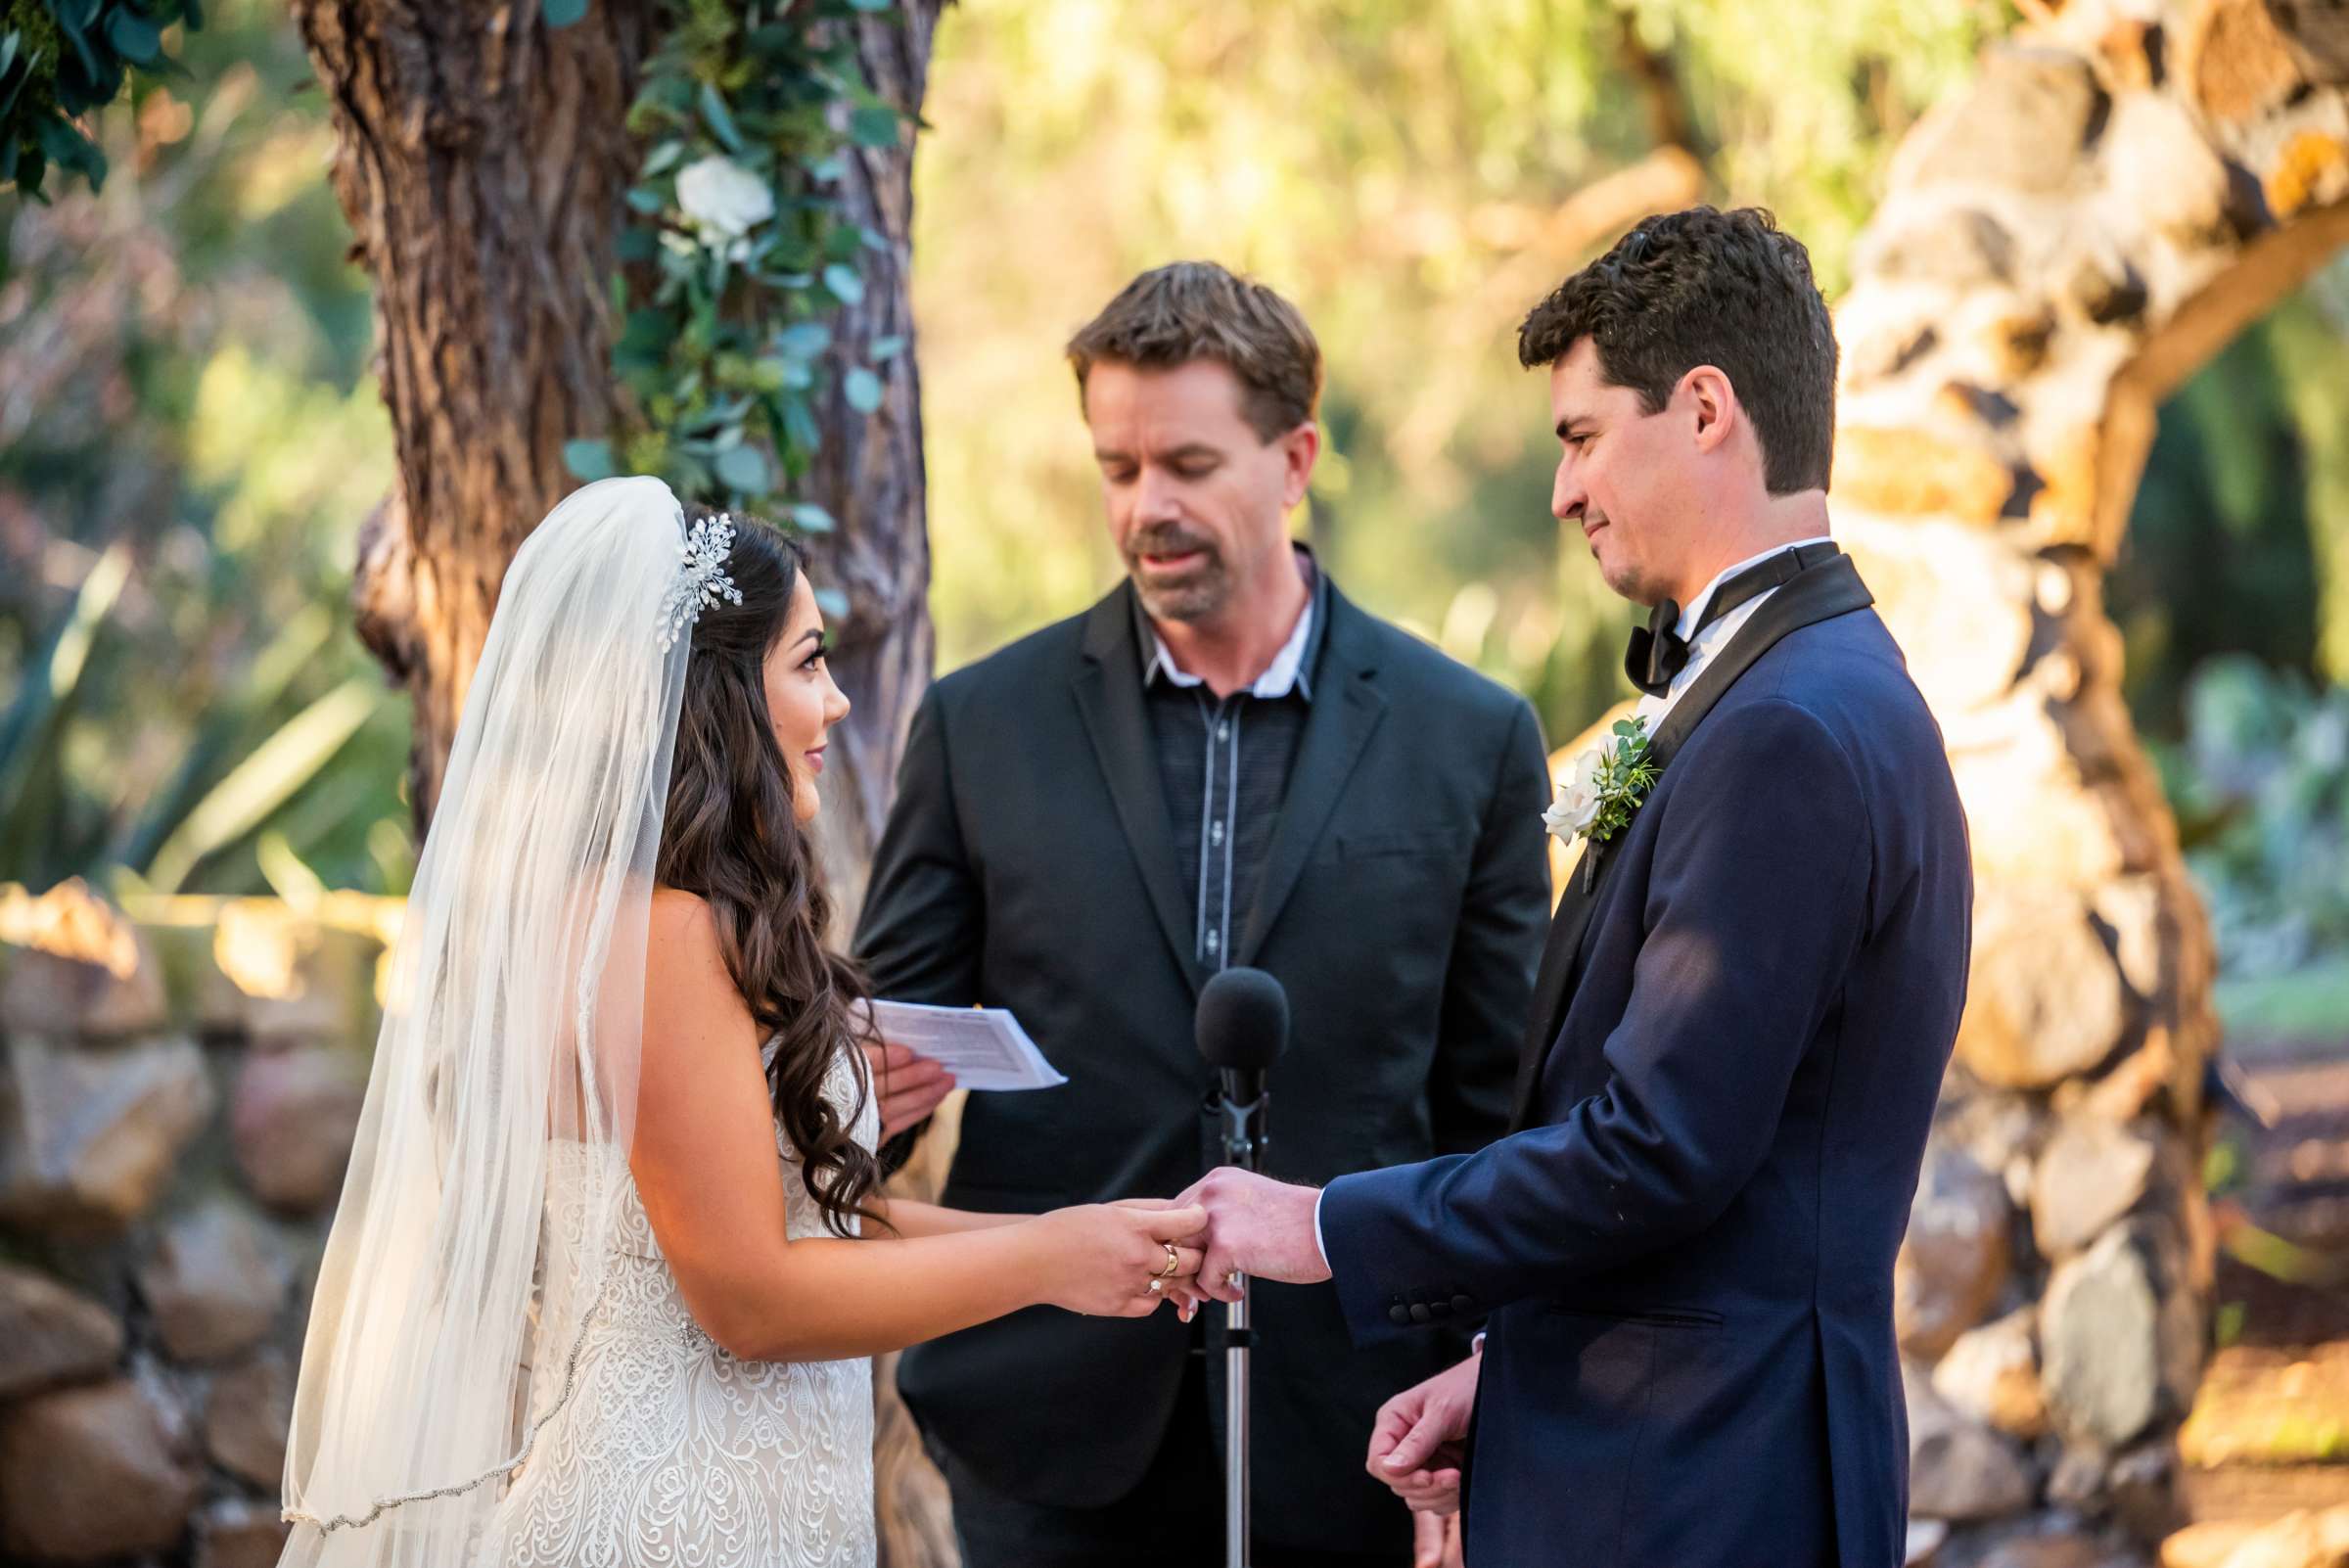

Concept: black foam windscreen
[[1195, 966, 1290, 1073]]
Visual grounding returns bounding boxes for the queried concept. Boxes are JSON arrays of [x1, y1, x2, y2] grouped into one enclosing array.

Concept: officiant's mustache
[[1124, 525, 1221, 570]]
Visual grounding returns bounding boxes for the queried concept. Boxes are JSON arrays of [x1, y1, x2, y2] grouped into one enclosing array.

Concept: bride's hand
[[1028, 1203, 1209, 1317]]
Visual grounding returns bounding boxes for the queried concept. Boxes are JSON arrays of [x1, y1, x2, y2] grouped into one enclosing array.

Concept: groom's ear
[[1681, 365, 1740, 456]]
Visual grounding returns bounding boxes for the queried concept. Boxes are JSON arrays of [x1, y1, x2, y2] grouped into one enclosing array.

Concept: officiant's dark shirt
[[1136, 552, 1329, 971]]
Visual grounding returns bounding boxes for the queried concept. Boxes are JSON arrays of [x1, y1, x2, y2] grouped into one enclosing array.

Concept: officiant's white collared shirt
[[1307, 534, 1835, 1274]]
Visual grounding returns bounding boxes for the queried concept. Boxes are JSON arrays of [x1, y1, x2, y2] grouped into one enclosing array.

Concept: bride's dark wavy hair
[[655, 511, 882, 1239]]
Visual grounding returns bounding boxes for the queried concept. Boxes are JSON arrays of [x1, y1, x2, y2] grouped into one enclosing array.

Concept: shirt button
[[1210, 821, 1225, 847], [1205, 931, 1221, 953], [1218, 722, 1229, 741]]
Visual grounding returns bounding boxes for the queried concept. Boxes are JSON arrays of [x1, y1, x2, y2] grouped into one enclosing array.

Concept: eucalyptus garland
[[1, 0, 203, 202], [554, 0, 905, 530]]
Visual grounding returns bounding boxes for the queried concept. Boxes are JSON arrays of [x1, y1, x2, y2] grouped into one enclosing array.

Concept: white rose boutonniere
[[675, 156, 775, 256], [1543, 715, 1661, 890]]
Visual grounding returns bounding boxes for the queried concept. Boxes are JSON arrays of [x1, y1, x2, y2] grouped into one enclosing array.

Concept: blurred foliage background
[[3, 0, 2346, 1021]]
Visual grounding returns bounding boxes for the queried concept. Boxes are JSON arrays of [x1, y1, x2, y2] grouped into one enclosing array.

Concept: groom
[[1188, 208, 1973, 1566]]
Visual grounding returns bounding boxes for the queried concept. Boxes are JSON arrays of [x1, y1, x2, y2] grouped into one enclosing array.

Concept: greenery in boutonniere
[[1543, 715, 1661, 889]]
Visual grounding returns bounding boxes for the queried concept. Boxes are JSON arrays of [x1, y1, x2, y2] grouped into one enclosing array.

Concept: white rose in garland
[[1542, 748, 1605, 842], [675, 155, 775, 253]]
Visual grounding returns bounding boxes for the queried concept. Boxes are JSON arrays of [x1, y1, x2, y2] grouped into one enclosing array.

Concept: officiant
[[854, 261, 1552, 1567]]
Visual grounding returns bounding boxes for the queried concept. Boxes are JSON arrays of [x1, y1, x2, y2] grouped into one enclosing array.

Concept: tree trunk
[[802, 6, 942, 931], [292, 0, 660, 824]]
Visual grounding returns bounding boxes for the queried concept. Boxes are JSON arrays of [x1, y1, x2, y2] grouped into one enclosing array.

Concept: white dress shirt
[[1305, 536, 1835, 1275]]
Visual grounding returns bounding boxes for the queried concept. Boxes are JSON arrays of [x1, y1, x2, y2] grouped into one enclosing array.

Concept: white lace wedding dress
[[484, 1042, 880, 1568]]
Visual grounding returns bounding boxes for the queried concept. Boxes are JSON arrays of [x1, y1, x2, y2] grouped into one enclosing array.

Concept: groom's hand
[[1367, 1352, 1479, 1517], [863, 1041, 956, 1141], [1181, 1167, 1330, 1299]]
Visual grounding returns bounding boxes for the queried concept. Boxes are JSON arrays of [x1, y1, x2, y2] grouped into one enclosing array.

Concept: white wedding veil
[[279, 476, 705, 1564]]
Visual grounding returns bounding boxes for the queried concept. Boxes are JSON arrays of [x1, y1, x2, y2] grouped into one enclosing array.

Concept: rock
[[2032, 1117, 2158, 1257], [0, 882, 166, 1038], [2165, 1508, 2349, 1568], [203, 1348, 294, 1488], [0, 1036, 215, 1232], [212, 899, 378, 1043], [1862, 205, 2020, 286], [1906, 1360, 2040, 1521], [0, 1263, 123, 1399], [196, 1498, 291, 1568], [2264, 127, 2349, 217], [2100, 93, 2238, 244], [2043, 1218, 2202, 1448], [2108, 1443, 2178, 1545], [1954, 883, 2132, 1090], [1935, 1309, 2050, 1439], [2048, 1444, 2109, 1510], [1833, 427, 2016, 525], [0, 1377, 199, 1560], [134, 1202, 291, 1363], [2057, 247, 2148, 327], [1968, 1529, 2144, 1568], [231, 1042, 367, 1214], [1900, 1143, 2015, 1360], [2181, 0, 2310, 128], [1896, 46, 2110, 192], [2215, 1506, 2349, 1568], [1838, 511, 2038, 718]]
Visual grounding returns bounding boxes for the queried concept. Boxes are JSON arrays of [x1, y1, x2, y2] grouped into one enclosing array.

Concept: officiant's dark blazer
[[855, 575, 1551, 1551], [1319, 554, 1972, 1568]]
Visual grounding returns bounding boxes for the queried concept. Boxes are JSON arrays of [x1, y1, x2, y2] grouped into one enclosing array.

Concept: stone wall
[[1549, 3, 2348, 1562], [0, 882, 387, 1566]]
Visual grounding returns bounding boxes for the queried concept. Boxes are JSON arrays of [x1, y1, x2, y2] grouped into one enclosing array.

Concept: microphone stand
[[1217, 1081, 1266, 1568]]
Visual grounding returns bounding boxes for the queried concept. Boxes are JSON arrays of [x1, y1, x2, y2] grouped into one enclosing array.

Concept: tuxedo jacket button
[[1388, 1305, 1412, 1326], [1407, 1303, 1434, 1325]]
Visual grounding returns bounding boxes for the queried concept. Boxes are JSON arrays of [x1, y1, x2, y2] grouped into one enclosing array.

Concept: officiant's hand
[[1180, 1167, 1331, 1300], [1367, 1351, 1478, 1517], [862, 1041, 956, 1140]]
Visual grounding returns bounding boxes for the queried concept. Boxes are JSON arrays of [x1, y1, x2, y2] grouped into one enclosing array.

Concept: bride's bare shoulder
[[645, 889, 753, 1046]]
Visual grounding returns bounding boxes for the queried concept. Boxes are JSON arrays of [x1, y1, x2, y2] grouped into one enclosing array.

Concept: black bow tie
[[1624, 543, 1841, 698]]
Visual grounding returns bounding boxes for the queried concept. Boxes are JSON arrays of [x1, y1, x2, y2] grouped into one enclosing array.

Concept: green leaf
[[563, 438, 617, 481], [789, 504, 837, 533], [782, 395, 823, 456], [714, 443, 769, 494], [542, 0, 589, 26], [847, 0, 891, 12], [699, 81, 745, 154], [849, 104, 899, 147], [814, 587, 850, 618], [641, 139, 686, 176], [777, 321, 832, 359], [821, 263, 864, 305], [843, 366, 884, 413], [867, 334, 905, 361], [146, 678, 384, 896]]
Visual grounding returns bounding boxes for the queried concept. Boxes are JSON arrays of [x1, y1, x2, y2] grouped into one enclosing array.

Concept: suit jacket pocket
[[1322, 826, 1468, 862]]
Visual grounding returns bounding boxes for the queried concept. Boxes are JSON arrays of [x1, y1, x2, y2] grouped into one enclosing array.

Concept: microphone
[[1194, 966, 1288, 1568], [1196, 967, 1288, 1169]]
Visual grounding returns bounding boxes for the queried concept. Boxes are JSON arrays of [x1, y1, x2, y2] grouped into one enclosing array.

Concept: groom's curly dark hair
[[655, 513, 883, 1240], [1518, 206, 1838, 495]]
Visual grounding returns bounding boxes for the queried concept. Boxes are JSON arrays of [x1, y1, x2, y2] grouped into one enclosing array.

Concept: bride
[[278, 477, 1206, 1567]]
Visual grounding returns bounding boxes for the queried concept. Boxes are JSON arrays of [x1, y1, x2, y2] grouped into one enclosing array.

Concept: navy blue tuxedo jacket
[[1319, 556, 1972, 1568]]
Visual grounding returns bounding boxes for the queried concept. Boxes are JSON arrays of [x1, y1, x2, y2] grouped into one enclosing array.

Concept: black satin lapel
[[1072, 598, 1207, 997], [1647, 554, 1874, 771], [1502, 554, 1876, 1132], [1234, 646, 1386, 969]]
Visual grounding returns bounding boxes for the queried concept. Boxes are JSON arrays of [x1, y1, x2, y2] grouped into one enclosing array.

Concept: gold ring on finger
[[1157, 1243, 1181, 1279]]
